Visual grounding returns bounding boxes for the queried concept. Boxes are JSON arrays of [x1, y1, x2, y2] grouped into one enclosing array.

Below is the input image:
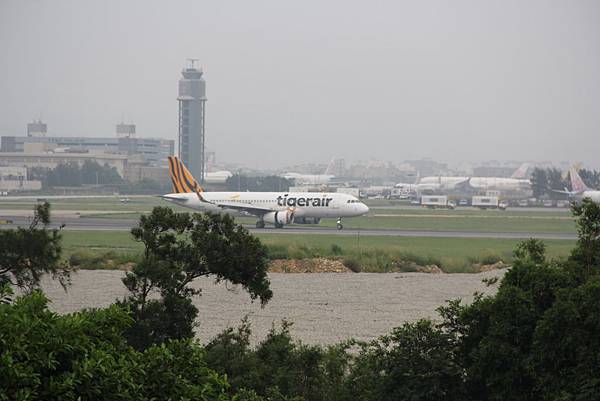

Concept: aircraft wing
[[161, 194, 190, 202], [212, 201, 273, 216], [551, 188, 578, 196]]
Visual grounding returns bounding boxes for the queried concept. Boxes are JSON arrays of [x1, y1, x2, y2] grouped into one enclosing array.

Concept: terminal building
[[0, 121, 175, 190], [1, 122, 173, 168], [0, 166, 41, 193], [0, 121, 175, 167]]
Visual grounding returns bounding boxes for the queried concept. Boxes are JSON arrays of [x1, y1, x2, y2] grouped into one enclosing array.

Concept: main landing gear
[[256, 220, 265, 229], [336, 218, 343, 230]]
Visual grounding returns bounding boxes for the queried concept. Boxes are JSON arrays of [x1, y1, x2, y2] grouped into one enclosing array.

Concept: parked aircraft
[[282, 158, 337, 185], [401, 163, 532, 193], [555, 167, 600, 203], [163, 156, 368, 229], [468, 163, 531, 191], [204, 170, 233, 184]]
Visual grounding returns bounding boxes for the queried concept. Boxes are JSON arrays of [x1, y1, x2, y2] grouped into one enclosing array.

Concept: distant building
[[0, 121, 174, 167], [0, 166, 42, 192], [405, 159, 448, 177], [116, 123, 136, 138], [0, 166, 42, 193], [177, 60, 207, 182], [0, 152, 130, 176], [27, 120, 47, 137]]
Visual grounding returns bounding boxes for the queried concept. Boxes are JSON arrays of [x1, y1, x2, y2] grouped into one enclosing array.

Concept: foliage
[[530, 167, 548, 199], [205, 320, 351, 401], [0, 291, 234, 401], [570, 198, 600, 269], [513, 238, 546, 264], [34, 160, 123, 188], [68, 250, 141, 270], [530, 167, 569, 199], [348, 320, 465, 401], [0, 202, 69, 294], [577, 168, 600, 190], [120, 207, 272, 349]]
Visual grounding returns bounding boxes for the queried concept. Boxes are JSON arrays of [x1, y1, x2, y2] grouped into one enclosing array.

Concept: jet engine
[[293, 217, 321, 224], [263, 210, 295, 226]]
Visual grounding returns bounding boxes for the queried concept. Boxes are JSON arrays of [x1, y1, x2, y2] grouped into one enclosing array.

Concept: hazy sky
[[1, 0, 599, 169]]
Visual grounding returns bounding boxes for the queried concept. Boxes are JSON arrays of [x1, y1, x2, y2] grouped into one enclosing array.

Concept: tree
[[0, 291, 234, 400], [570, 198, 600, 270], [530, 168, 548, 198], [348, 320, 464, 401], [0, 202, 69, 294], [546, 167, 568, 200], [205, 320, 351, 401], [578, 168, 600, 190], [121, 207, 273, 349]]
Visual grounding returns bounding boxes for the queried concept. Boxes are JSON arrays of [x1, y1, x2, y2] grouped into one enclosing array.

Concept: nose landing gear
[[336, 218, 343, 230]]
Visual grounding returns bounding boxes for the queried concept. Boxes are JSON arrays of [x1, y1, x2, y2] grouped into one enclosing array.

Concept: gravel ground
[[41, 270, 504, 345]]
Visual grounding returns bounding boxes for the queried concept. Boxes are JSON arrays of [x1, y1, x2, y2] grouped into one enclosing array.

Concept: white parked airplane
[[282, 158, 336, 185], [468, 163, 531, 191], [163, 156, 368, 229], [416, 176, 470, 191], [555, 167, 600, 203], [204, 170, 233, 184], [406, 163, 532, 193]]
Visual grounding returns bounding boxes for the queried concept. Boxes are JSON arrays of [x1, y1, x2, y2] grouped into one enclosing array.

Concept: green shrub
[[343, 258, 361, 272], [330, 243, 343, 255], [68, 250, 140, 270], [266, 244, 291, 260]]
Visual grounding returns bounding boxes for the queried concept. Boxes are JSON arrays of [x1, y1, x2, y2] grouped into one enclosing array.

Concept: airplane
[[554, 167, 600, 203], [467, 163, 531, 191], [281, 158, 337, 185], [204, 170, 233, 184], [162, 156, 369, 229], [415, 176, 470, 192], [407, 163, 532, 193]]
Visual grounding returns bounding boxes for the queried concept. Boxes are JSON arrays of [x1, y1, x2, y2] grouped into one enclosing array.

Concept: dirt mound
[[270, 258, 351, 273], [415, 264, 444, 274], [475, 261, 509, 272]]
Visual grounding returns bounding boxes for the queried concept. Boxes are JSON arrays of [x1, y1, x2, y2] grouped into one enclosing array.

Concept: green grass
[[256, 233, 574, 272], [316, 214, 576, 233], [60, 230, 575, 273]]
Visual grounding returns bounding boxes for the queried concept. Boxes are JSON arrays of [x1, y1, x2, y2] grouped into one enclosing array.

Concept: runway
[[0, 215, 577, 240]]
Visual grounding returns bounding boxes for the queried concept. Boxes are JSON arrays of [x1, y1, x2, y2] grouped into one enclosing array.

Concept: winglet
[[167, 156, 205, 194]]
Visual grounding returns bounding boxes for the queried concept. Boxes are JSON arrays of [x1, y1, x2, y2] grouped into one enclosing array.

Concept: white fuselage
[[576, 191, 600, 203], [204, 171, 233, 184], [282, 173, 334, 185], [468, 177, 531, 191], [416, 176, 469, 191], [163, 191, 369, 219]]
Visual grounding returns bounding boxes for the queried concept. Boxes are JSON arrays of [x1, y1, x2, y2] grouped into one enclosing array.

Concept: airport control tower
[[177, 59, 207, 182]]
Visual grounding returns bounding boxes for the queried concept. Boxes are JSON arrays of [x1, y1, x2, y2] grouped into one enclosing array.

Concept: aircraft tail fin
[[324, 158, 337, 176], [569, 166, 590, 193], [167, 156, 204, 194], [511, 163, 531, 179]]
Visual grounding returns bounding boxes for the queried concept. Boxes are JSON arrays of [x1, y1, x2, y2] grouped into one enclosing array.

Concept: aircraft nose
[[360, 203, 369, 214]]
